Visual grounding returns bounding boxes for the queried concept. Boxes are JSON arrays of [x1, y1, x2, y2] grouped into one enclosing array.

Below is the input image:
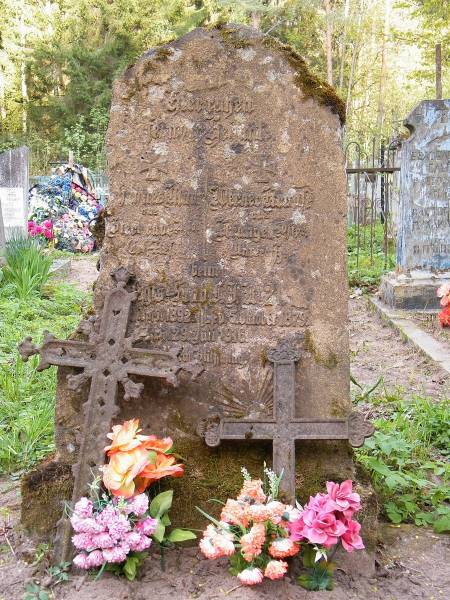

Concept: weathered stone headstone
[[22, 26, 373, 541], [0, 146, 29, 246], [381, 100, 450, 309]]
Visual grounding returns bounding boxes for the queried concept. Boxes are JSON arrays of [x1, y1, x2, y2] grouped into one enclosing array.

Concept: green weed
[[0, 283, 89, 474], [356, 392, 450, 531], [1, 234, 52, 300], [347, 223, 395, 288]]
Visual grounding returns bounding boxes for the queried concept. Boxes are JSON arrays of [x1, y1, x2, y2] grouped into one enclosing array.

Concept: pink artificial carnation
[[126, 493, 149, 516], [282, 504, 302, 523], [95, 505, 117, 528], [130, 534, 152, 552], [124, 531, 142, 548], [199, 536, 222, 559], [269, 537, 299, 558], [91, 532, 114, 549], [73, 553, 90, 569], [70, 515, 103, 535], [72, 533, 94, 551], [240, 522, 266, 562], [86, 549, 105, 568], [135, 516, 158, 536], [102, 545, 128, 564], [107, 513, 131, 541], [326, 480, 361, 517], [237, 479, 266, 504], [34, 225, 43, 235], [245, 503, 271, 523], [266, 500, 288, 524], [212, 531, 235, 557], [237, 567, 264, 586], [220, 499, 248, 527], [74, 497, 93, 519], [294, 509, 347, 548], [341, 519, 365, 552], [264, 560, 288, 580], [44, 228, 53, 239], [43, 219, 52, 228]]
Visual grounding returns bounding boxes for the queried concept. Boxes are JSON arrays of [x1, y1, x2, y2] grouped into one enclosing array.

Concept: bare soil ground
[[0, 261, 448, 599], [349, 297, 450, 400], [410, 310, 450, 346]]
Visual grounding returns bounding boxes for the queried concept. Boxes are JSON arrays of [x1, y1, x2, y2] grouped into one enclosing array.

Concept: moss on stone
[[304, 329, 339, 369], [21, 459, 73, 538], [154, 47, 173, 61], [331, 397, 349, 418], [215, 24, 252, 49], [261, 36, 345, 125]]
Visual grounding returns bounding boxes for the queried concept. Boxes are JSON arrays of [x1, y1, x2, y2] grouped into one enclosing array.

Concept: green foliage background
[[1, 1, 449, 171]]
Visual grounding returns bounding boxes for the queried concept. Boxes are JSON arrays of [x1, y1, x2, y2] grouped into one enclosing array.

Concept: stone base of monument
[[380, 270, 450, 310]]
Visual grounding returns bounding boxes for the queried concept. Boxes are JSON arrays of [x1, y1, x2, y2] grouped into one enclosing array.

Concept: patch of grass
[[0, 283, 90, 474], [347, 223, 396, 289], [1, 234, 52, 300], [47, 248, 98, 262], [355, 391, 450, 531]]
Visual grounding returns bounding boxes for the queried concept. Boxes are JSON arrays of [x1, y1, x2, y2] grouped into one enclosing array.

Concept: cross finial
[[267, 341, 300, 364]]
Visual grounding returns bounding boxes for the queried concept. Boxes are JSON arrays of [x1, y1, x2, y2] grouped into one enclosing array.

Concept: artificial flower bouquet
[[437, 283, 450, 327], [71, 419, 195, 580], [198, 467, 364, 591]]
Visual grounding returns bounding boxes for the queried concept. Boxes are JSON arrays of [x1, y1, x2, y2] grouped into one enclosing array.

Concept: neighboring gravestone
[[22, 26, 375, 545], [381, 100, 450, 309], [0, 146, 29, 247]]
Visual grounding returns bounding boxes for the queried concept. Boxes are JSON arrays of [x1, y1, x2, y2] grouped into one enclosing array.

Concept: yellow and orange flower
[[104, 419, 148, 455], [102, 419, 184, 498], [134, 453, 184, 494], [102, 446, 150, 498], [141, 435, 174, 454]]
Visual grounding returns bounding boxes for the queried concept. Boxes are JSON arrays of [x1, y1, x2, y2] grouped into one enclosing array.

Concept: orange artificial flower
[[102, 446, 150, 498], [104, 419, 148, 456], [439, 305, 450, 327], [134, 453, 184, 494], [141, 435, 174, 454]]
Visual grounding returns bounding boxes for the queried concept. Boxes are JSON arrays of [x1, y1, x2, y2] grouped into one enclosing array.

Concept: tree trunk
[[345, 41, 357, 119], [376, 0, 391, 138], [251, 12, 261, 30], [0, 66, 6, 123], [19, 9, 28, 134], [324, 0, 334, 86], [338, 0, 351, 92]]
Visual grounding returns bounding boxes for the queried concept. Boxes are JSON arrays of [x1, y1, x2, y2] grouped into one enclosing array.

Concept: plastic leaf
[[167, 529, 197, 543], [149, 490, 173, 518]]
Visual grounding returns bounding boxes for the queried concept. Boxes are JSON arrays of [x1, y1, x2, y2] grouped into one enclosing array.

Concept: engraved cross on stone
[[198, 342, 374, 502], [19, 266, 202, 560]]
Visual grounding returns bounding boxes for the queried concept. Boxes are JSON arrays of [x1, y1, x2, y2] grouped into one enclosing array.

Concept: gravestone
[[0, 146, 29, 247], [21, 26, 375, 546], [381, 100, 450, 309]]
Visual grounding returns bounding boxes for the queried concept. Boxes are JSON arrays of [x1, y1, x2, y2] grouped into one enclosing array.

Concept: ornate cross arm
[[197, 411, 374, 448], [18, 333, 93, 372]]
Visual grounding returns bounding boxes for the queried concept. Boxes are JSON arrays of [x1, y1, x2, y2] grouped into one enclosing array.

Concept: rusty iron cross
[[198, 342, 374, 503], [19, 266, 202, 560]]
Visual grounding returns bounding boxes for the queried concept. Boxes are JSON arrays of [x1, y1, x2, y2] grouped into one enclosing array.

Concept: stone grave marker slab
[[21, 26, 370, 536], [381, 100, 450, 309], [0, 146, 29, 246]]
